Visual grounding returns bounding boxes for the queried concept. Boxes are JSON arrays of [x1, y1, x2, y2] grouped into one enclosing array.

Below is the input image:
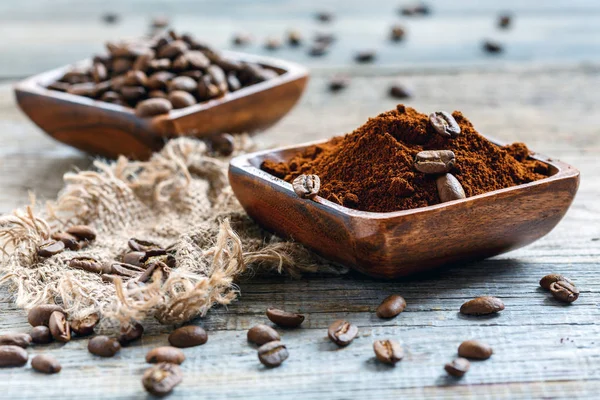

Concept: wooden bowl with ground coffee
[[229, 105, 580, 278]]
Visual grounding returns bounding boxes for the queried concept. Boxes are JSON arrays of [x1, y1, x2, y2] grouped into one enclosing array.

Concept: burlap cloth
[[0, 137, 344, 331]]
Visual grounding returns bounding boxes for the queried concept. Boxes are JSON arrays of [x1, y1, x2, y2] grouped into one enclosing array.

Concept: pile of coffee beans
[[47, 30, 280, 117]]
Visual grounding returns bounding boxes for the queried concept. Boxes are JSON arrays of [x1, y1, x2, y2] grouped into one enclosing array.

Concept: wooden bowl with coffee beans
[[14, 31, 308, 159]]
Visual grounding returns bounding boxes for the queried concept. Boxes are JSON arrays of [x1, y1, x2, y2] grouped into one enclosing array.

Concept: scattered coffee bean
[[129, 238, 163, 252], [0, 333, 32, 348], [28, 305, 64, 327], [66, 225, 96, 241], [460, 296, 505, 315], [101, 13, 119, 24], [355, 50, 376, 63], [48, 311, 71, 342], [328, 76, 349, 92], [327, 320, 358, 347], [429, 111, 461, 137], [292, 175, 320, 199], [247, 324, 280, 346], [118, 322, 144, 346], [168, 326, 208, 348], [0, 345, 28, 367], [436, 173, 466, 203], [316, 11, 333, 22], [414, 150, 456, 174], [30, 326, 52, 344], [288, 30, 302, 46], [373, 339, 403, 365], [266, 307, 305, 328], [376, 294, 407, 319], [50, 232, 80, 250], [68, 257, 103, 274], [265, 37, 282, 51], [309, 42, 329, 57], [458, 340, 493, 360], [31, 354, 62, 374], [257, 340, 288, 367], [151, 16, 170, 29], [390, 25, 406, 41], [122, 251, 145, 266], [37, 240, 65, 258], [232, 33, 252, 46], [146, 346, 186, 364], [88, 336, 121, 357], [498, 14, 512, 29], [550, 280, 580, 303], [540, 274, 573, 290], [483, 40, 504, 54], [70, 314, 99, 336], [209, 133, 235, 156], [445, 357, 470, 377], [388, 84, 412, 99], [400, 3, 431, 16], [169, 90, 197, 109], [142, 362, 183, 396]]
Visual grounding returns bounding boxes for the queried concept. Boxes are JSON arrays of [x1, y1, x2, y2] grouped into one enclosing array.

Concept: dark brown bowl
[[14, 52, 308, 160], [229, 138, 580, 279]]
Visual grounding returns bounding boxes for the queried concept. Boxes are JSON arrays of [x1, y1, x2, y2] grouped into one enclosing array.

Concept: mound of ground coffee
[[261, 105, 549, 213]]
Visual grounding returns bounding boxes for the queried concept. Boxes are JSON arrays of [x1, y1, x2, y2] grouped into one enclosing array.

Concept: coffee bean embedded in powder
[[429, 111, 461, 138], [327, 320, 358, 347], [37, 240, 65, 258], [143, 362, 183, 396], [0, 345, 28, 367], [88, 336, 121, 357], [168, 326, 208, 348], [415, 150, 455, 174], [458, 340, 493, 360], [70, 314, 99, 336], [540, 274, 573, 290], [445, 357, 470, 377], [0, 333, 32, 348], [30, 326, 52, 344], [31, 354, 62, 374], [460, 296, 505, 315], [550, 280, 580, 303], [146, 346, 186, 364], [436, 173, 466, 203], [247, 324, 280, 346], [48, 311, 71, 342], [257, 340, 289, 367], [118, 322, 144, 346], [292, 175, 321, 199], [376, 295, 407, 319], [373, 339, 404, 365], [28, 304, 65, 327], [266, 307, 305, 328]]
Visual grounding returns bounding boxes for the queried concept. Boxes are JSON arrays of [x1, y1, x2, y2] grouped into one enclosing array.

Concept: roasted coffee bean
[[458, 340, 493, 360], [129, 238, 163, 252], [414, 150, 456, 174], [94, 80, 112, 97], [207, 65, 228, 93], [227, 73, 241, 92], [460, 296, 505, 315], [67, 82, 97, 97], [209, 133, 235, 156], [169, 91, 197, 109], [328, 76, 349, 92], [232, 33, 252, 46], [172, 54, 189, 71], [133, 50, 155, 72], [355, 50, 376, 63], [149, 58, 172, 70], [292, 174, 320, 199], [390, 25, 406, 41], [247, 324, 280, 346], [146, 346, 186, 364], [65, 225, 96, 241], [62, 69, 90, 84], [197, 75, 220, 99], [102, 12, 119, 24], [257, 340, 288, 367], [389, 84, 412, 99], [135, 98, 173, 117], [70, 313, 99, 336], [139, 249, 168, 264], [118, 322, 144, 346], [429, 111, 461, 137], [112, 57, 133, 75], [68, 257, 103, 274], [158, 40, 188, 59], [122, 251, 145, 266], [483, 40, 503, 54], [168, 326, 208, 348], [316, 11, 333, 22], [0, 345, 28, 367], [124, 70, 148, 87], [168, 76, 197, 93], [288, 30, 302, 46], [187, 51, 210, 69], [498, 14, 512, 29], [138, 260, 170, 283], [51, 231, 80, 250], [373, 339, 404, 365], [376, 294, 407, 319], [266, 307, 305, 328], [327, 320, 358, 346], [151, 16, 170, 29], [37, 240, 65, 258], [30, 326, 52, 344], [540, 274, 573, 290], [91, 62, 108, 83], [101, 90, 123, 104], [436, 173, 466, 203], [48, 311, 71, 342], [28, 304, 64, 327], [31, 354, 61, 374], [148, 90, 168, 99], [88, 336, 121, 357], [47, 81, 71, 92], [121, 86, 146, 102], [309, 42, 329, 57], [0, 333, 32, 348], [400, 3, 431, 16], [445, 357, 470, 377], [147, 71, 175, 90], [550, 280, 580, 303], [265, 37, 282, 51], [142, 362, 183, 397]]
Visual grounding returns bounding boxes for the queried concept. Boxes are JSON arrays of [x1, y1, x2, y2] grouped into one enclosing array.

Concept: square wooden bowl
[[14, 52, 308, 160], [229, 138, 580, 279]]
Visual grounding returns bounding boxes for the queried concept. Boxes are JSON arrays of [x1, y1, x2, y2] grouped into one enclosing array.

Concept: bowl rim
[[229, 136, 580, 220]]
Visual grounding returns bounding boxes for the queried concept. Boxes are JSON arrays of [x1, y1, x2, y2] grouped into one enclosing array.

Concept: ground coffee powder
[[262, 105, 549, 212]]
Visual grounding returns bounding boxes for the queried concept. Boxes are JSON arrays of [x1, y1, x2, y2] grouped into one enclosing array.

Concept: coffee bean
[[65, 225, 96, 241], [157, 40, 188, 59], [101, 12, 119, 24], [400, 3, 431, 16], [121, 251, 144, 267], [186, 51, 210, 69], [390, 25, 406, 41], [91, 62, 108, 83], [147, 71, 175, 90], [316, 11, 333, 22], [197, 75, 220, 100], [146, 346, 186, 364], [257, 340, 288, 367], [483, 40, 503, 54], [373, 340, 403, 365], [414, 150, 456, 174], [314, 33, 336, 45], [498, 14, 512, 29], [540, 274, 573, 290], [149, 58, 172, 71], [133, 51, 155, 72], [288, 30, 302, 46], [292, 174, 320, 199], [148, 90, 168, 99], [458, 340, 493, 360], [327, 320, 358, 346], [169, 91, 197, 109], [101, 90, 124, 104], [460, 296, 505, 315], [37, 240, 65, 258], [389, 84, 412, 99], [88, 336, 121, 357], [247, 324, 280, 346], [28, 305, 64, 327], [0, 345, 28, 367], [168, 76, 197, 93], [429, 111, 461, 137], [50, 231, 81, 250], [135, 98, 173, 117], [142, 362, 183, 397], [30, 326, 52, 344], [70, 313, 99, 336], [309, 42, 329, 57], [168, 326, 208, 348], [328, 76, 349, 92], [227, 73, 242, 92], [121, 86, 147, 102], [48, 81, 70, 92], [436, 173, 466, 203], [48, 311, 71, 342], [118, 322, 144, 346], [123, 71, 148, 87], [207, 65, 228, 93], [0, 333, 32, 349], [376, 294, 407, 319], [232, 33, 252, 46], [68, 257, 103, 274], [209, 133, 235, 156], [355, 50, 376, 63], [128, 238, 163, 252], [550, 280, 580, 303], [266, 307, 305, 328], [112, 57, 133, 75], [67, 82, 97, 97], [31, 354, 61, 374], [445, 357, 470, 377], [151, 16, 170, 29]]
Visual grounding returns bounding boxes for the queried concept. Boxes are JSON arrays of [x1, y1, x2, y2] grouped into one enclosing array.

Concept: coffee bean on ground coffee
[[460, 296, 505, 315], [257, 341, 289, 367], [168, 326, 208, 348], [247, 324, 280, 346], [143, 362, 183, 396], [146, 346, 186, 364], [266, 307, 305, 328], [458, 340, 493, 360], [31, 354, 62, 374]]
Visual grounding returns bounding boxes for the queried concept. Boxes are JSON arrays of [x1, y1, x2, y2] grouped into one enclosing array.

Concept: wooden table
[[1, 1, 600, 398]]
